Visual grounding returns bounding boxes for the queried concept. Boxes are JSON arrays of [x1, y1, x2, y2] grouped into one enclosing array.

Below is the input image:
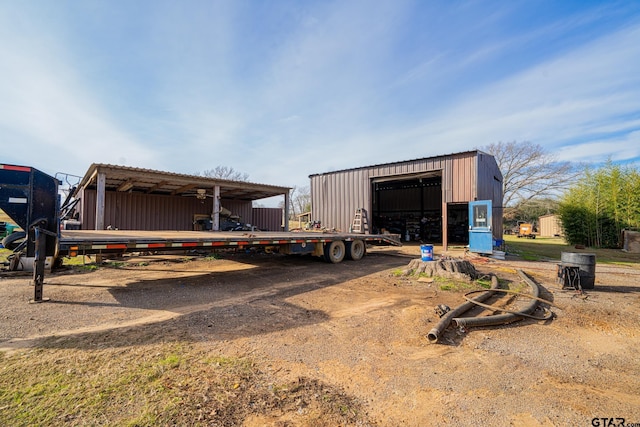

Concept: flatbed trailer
[[0, 163, 400, 302], [59, 229, 400, 261]]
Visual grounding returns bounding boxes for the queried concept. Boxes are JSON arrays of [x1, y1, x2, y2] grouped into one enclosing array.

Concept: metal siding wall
[[251, 208, 283, 231], [82, 188, 96, 229], [311, 157, 455, 232], [310, 169, 370, 232], [80, 190, 253, 230], [443, 157, 453, 203], [451, 153, 476, 202], [221, 200, 252, 224], [309, 152, 504, 239]]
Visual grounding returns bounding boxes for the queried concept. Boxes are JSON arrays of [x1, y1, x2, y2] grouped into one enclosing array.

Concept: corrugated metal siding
[[310, 169, 371, 232], [369, 157, 445, 178], [451, 153, 476, 202], [221, 200, 252, 225], [80, 190, 253, 230], [251, 208, 283, 231], [310, 151, 505, 241]]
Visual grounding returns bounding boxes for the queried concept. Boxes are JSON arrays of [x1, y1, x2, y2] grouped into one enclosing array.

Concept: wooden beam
[[171, 183, 197, 195], [117, 179, 135, 192], [146, 180, 168, 194]]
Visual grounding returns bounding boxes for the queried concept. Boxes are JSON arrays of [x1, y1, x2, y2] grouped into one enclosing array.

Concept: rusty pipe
[[452, 269, 549, 328], [427, 274, 499, 343]]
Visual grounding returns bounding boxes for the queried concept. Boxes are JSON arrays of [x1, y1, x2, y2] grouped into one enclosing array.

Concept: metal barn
[[309, 150, 503, 251], [68, 164, 290, 232]]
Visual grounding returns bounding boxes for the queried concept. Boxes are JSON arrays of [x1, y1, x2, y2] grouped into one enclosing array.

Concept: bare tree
[[291, 185, 311, 218], [280, 186, 311, 219], [200, 166, 249, 181], [480, 141, 580, 209]]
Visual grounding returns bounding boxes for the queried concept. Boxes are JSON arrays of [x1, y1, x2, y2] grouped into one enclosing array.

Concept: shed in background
[[622, 230, 640, 253], [68, 164, 290, 232], [309, 150, 503, 251], [538, 214, 563, 238]]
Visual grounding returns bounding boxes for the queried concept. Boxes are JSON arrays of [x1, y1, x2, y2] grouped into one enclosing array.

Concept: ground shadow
[[28, 251, 409, 350]]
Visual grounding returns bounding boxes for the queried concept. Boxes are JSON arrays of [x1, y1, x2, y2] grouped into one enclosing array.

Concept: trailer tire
[[346, 239, 366, 261], [323, 240, 345, 263], [2, 231, 26, 251]]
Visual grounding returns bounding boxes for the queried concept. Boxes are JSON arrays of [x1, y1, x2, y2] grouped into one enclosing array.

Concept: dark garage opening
[[447, 203, 469, 245], [371, 174, 470, 245], [372, 175, 443, 243]]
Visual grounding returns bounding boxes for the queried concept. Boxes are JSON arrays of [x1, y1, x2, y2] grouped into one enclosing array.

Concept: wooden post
[[95, 171, 106, 230], [212, 185, 220, 231], [283, 190, 290, 231]]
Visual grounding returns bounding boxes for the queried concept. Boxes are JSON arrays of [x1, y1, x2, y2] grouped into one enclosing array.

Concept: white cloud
[[386, 20, 640, 161], [556, 131, 640, 163], [0, 4, 157, 176]]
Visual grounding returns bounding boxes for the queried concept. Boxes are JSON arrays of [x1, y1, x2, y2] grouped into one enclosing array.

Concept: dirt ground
[[1, 244, 639, 426]]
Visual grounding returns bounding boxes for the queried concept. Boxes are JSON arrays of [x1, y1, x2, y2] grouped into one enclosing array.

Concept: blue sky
[[2, 0, 640, 196]]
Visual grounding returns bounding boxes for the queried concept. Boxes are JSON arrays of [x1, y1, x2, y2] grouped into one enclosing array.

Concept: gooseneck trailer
[[0, 164, 401, 303]]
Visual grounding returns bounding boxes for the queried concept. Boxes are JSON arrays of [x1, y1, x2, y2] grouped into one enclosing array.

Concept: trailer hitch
[[30, 220, 57, 303]]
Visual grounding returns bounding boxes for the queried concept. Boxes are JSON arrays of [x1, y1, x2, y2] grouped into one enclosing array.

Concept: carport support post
[[95, 171, 106, 231], [283, 190, 290, 231], [212, 185, 220, 231], [442, 202, 448, 252]]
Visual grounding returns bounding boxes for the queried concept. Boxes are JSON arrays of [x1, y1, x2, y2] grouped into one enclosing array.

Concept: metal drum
[[560, 252, 596, 289]]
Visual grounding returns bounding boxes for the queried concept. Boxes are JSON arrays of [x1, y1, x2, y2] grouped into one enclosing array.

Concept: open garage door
[[371, 173, 442, 242]]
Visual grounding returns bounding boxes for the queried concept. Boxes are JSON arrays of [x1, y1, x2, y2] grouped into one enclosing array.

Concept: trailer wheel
[[346, 239, 365, 261], [323, 240, 345, 263], [1, 231, 26, 251]]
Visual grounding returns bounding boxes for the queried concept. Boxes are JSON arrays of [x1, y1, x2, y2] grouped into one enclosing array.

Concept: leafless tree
[[200, 166, 249, 182], [279, 186, 311, 219], [291, 185, 311, 218], [480, 141, 580, 209]]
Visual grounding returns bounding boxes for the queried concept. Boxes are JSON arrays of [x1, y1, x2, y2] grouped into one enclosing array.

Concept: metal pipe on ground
[[427, 274, 499, 344], [452, 269, 548, 328]]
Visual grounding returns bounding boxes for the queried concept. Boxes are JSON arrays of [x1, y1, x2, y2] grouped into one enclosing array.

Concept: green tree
[[558, 162, 640, 248]]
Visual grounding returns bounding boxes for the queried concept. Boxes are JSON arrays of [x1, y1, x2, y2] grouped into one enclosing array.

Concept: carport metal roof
[[74, 164, 290, 201]]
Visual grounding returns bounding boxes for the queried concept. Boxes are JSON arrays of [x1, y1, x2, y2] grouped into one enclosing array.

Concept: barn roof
[[308, 149, 490, 177], [74, 164, 290, 201]]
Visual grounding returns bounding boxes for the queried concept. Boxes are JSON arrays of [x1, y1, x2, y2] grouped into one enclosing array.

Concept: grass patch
[[0, 339, 371, 426], [436, 277, 477, 292], [0, 248, 11, 264], [391, 268, 406, 277], [476, 277, 492, 289], [504, 235, 640, 267]]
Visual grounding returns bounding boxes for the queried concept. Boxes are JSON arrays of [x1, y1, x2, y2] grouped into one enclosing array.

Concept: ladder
[[351, 208, 369, 234]]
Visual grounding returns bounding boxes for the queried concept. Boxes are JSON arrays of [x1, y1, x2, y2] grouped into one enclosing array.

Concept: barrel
[[561, 252, 596, 289], [420, 244, 434, 261]]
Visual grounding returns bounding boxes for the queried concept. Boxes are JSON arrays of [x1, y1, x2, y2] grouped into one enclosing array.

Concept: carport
[[69, 164, 291, 232]]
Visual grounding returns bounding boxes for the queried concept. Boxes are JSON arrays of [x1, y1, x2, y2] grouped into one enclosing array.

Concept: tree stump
[[401, 258, 478, 282]]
